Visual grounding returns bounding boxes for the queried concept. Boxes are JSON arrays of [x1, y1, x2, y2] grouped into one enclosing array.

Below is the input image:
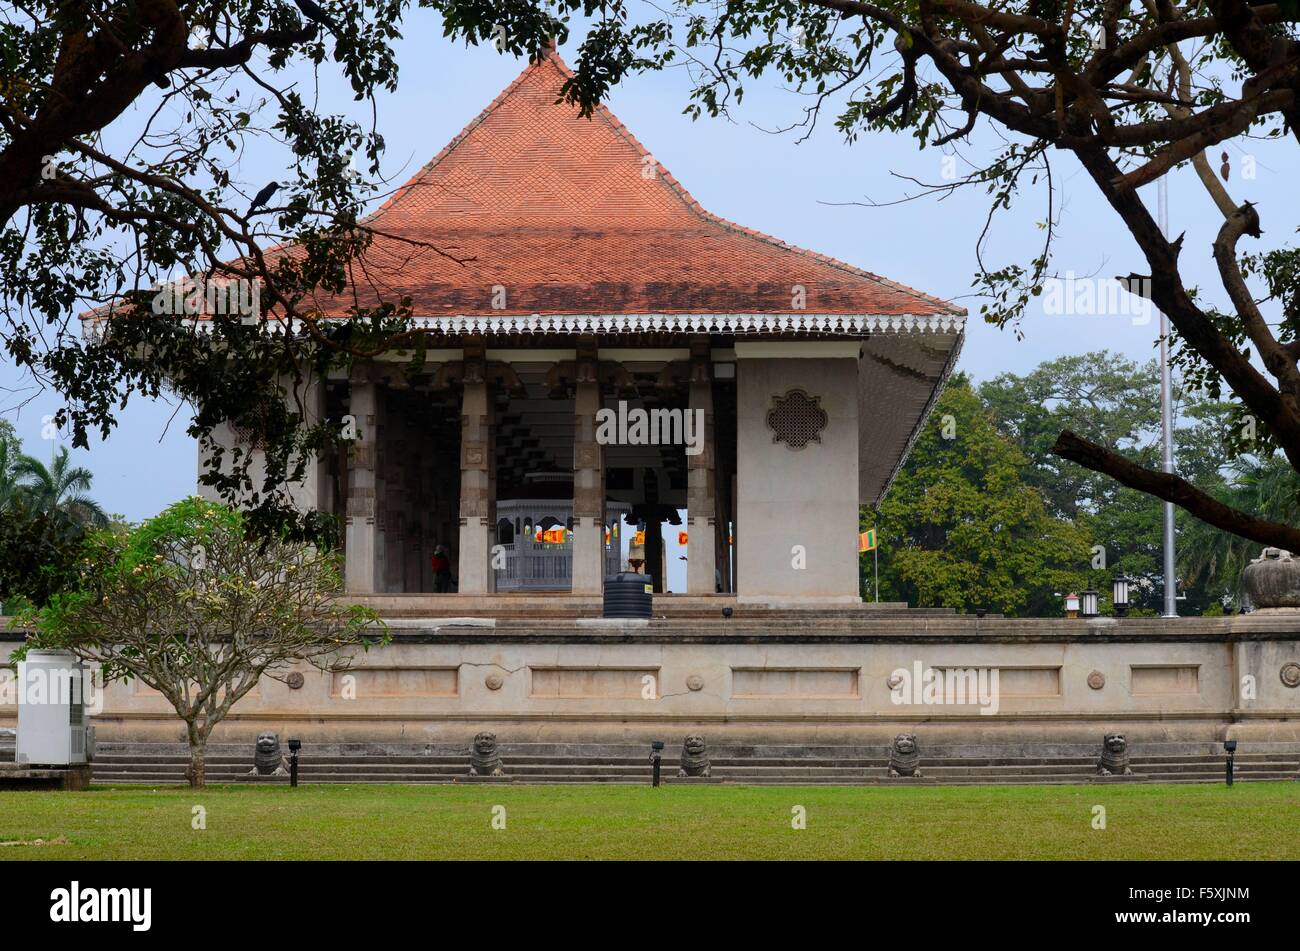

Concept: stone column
[[735, 348, 860, 602], [571, 343, 605, 594], [457, 345, 495, 594], [345, 367, 384, 594], [383, 402, 406, 592], [686, 341, 718, 594]]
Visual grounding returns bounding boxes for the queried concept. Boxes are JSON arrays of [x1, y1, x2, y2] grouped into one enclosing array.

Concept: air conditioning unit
[[15, 650, 95, 766]]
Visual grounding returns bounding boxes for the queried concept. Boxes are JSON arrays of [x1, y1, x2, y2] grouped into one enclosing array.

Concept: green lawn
[[1, 782, 1297, 860]]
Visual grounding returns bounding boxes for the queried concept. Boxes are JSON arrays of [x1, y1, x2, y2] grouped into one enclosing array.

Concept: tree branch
[[1052, 430, 1300, 550]]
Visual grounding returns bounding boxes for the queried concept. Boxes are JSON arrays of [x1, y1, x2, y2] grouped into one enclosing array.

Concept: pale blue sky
[[3, 13, 1295, 557]]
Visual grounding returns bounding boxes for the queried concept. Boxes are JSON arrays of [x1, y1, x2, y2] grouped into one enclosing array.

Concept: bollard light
[[1080, 588, 1100, 618], [288, 738, 302, 788], [1064, 592, 1080, 619], [1224, 739, 1237, 787], [1111, 571, 1132, 617], [649, 740, 664, 787]]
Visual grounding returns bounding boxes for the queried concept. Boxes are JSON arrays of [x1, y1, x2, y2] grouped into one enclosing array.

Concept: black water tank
[[603, 573, 653, 619]]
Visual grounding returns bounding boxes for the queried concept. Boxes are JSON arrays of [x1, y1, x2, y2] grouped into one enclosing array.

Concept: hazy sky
[[2, 12, 1295, 552]]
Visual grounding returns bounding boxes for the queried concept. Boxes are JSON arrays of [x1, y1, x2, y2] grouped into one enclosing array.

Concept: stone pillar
[[383, 404, 406, 593], [687, 341, 717, 594], [345, 368, 384, 594], [735, 348, 860, 602], [571, 344, 605, 594], [457, 346, 495, 594]]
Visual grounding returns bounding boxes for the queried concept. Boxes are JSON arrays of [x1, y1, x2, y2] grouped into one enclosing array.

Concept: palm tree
[[1180, 456, 1300, 607], [13, 446, 108, 527], [0, 438, 18, 513]]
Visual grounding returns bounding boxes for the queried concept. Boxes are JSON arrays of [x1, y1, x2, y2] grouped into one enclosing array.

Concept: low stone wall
[[3, 614, 1299, 755]]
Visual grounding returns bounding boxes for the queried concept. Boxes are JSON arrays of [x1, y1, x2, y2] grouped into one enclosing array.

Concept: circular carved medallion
[[1281, 662, 1300, 688], [686, 674, 705, 692], [886, 672, 904, 690], [1087, 670, 1106, 690], [485, 672, 504, 691], [286, 672, 305, 690]]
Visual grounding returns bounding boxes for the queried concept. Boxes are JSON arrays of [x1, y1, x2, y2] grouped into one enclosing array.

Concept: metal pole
[[1158, 175, 1178, 618], [874, 546, 879, 603]]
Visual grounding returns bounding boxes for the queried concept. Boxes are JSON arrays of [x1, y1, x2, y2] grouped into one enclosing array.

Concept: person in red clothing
[[430, 544, 453, 593]]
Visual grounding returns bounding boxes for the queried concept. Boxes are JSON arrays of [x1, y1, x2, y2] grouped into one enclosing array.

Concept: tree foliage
[[0, 428, 107, 610], [3, 2, 1300, 552], [869, 354, 1300, 615], [18, 497, 386, 786], [862, 373, 1093, 615]]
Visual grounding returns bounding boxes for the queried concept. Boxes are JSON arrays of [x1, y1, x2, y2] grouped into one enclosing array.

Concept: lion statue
[[250, 731, 289, 777], [1098, 732, 1133, 776], [887, 733, 922, 778], [468, 731, 505, 777], [677, 734, 711, 778]]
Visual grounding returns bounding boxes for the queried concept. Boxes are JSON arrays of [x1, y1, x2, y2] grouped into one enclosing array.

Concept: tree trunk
[[186, 724, 207, 789]]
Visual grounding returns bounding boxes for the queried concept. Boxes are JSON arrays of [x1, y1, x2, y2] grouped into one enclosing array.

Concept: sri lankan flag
[[858, 529, 878, 552]]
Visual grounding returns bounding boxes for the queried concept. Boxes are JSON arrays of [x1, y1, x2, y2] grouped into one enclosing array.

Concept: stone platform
[[0, 762, 92, 791], [4, 606, 1300, 777]]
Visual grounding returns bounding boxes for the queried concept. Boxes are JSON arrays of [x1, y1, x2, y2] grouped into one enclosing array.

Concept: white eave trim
[[415, 313, 965, 335], [82, 310, 966, 340]]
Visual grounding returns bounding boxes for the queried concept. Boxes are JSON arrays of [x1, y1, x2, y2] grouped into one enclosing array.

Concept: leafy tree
[[0, 2, 641, 542], [611, 1, 1300, 549], [862, 374, 1092, 616], [20, 498, 386, 787], [980, 353, 1242, 613], [12, 445, 108, 526], [0, 426, 88, 613], [0, 503, 89, 612], [8, 2, 1300, 554], [1181, 456, 1300, 607]]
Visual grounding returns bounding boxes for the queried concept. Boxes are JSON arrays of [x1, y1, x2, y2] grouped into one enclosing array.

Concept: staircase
[[85, 743, 1300, 786]]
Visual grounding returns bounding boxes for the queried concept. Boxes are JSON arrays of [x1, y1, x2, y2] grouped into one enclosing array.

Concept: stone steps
[[87, 749, 1299, 786], [87, 753, 1297, 769], [89, 759, 1291, 775], [36, 739, 1297, 786], [89, 770, 1298, 786]]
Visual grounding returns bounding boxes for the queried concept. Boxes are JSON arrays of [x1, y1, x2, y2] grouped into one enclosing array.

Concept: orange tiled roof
[[303, 51, 964, 328]]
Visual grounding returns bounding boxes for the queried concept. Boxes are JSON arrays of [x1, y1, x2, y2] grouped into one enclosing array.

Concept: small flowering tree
[[22, 498, 385, 787]]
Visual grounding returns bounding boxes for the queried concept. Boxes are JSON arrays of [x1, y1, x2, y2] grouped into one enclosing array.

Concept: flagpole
[[874, 546, 879, 603]]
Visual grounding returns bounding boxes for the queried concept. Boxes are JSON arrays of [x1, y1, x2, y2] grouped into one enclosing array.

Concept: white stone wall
[[736, 356, 860, 600], [8, 620, 1298, 750]]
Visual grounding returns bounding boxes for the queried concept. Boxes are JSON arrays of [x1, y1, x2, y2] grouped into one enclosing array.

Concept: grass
[[0, 782, 1297, 860]]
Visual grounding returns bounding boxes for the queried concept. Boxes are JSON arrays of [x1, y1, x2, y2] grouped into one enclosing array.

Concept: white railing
[[493, 499, 631, 591]]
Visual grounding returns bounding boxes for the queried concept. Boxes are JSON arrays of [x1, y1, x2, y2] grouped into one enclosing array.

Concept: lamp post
[[1158, 174, 1179, 618], [649, 740, 664, 787], [1224, 740, 1237, 786], [1080, 589, 1100, 618], [1111, 572, 1131, 618], [288, 738, 301, 787]]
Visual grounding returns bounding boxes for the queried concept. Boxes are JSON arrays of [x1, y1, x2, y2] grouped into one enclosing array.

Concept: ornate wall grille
[[766, 388, 828, 450]]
